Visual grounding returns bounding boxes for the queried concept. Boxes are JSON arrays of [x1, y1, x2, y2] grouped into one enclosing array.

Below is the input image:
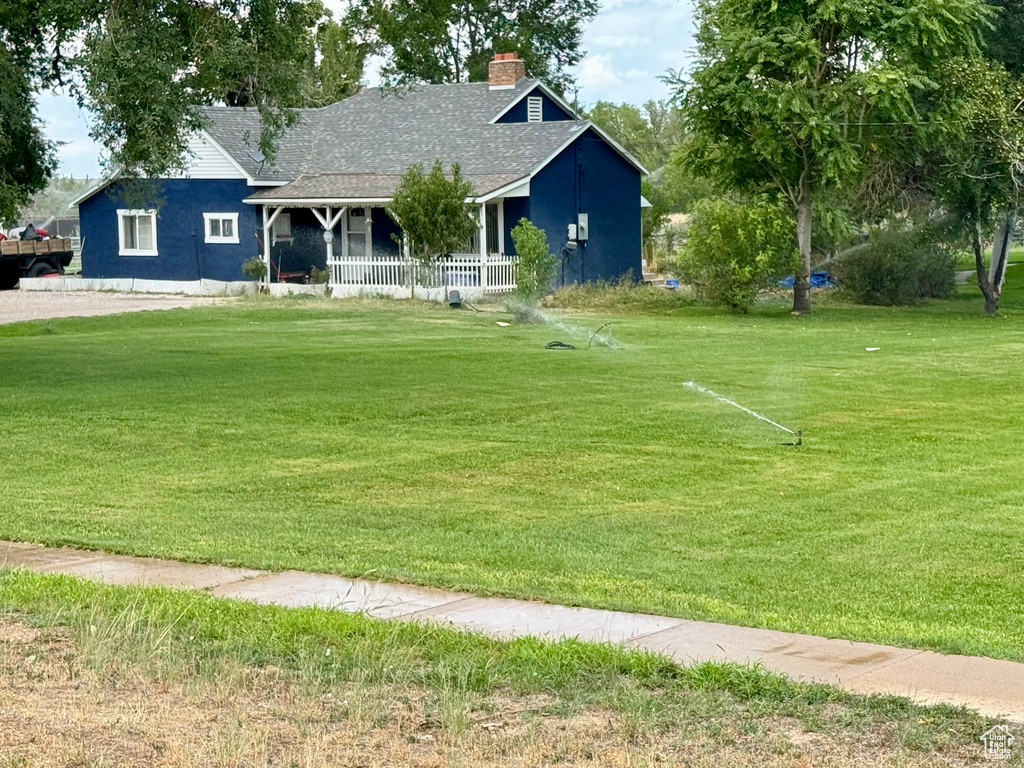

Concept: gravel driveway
[[0, 290, 233, 325]]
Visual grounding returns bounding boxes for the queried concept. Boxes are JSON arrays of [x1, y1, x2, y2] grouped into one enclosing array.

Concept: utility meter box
[[567, 223, 577, 241], [577, 213, 589, 240]]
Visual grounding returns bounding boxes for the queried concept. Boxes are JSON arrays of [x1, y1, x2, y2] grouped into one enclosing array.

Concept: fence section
[[328, 252, 516, 299]]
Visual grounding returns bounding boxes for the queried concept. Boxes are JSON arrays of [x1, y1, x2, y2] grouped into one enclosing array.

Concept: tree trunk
[[792, 190, 812, 315], [973, 221, 999, 316], [989, 209, 1016, 293]]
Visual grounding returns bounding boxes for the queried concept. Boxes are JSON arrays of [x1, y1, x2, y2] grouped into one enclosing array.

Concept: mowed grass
[[1, 270, 1023, 661]]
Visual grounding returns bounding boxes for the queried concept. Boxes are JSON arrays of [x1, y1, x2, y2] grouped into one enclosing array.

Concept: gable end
[[164, 131, 252, 182], [494, 86, 575, 124]]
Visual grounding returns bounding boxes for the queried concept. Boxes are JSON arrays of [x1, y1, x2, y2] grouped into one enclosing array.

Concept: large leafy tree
[[0, 47, 55, 226], [914, 58, 1024, 315], [0, 0, 347, 190], [295, 20, 367, 107], [672, 0, 989, 313], [348, 0, 598, 91]]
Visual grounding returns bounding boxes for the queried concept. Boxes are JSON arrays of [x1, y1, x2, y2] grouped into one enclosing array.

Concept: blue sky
[[35, 0, 695, 178]]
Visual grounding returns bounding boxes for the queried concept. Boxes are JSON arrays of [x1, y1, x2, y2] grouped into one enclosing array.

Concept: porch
[[248, 197, 518, 300]]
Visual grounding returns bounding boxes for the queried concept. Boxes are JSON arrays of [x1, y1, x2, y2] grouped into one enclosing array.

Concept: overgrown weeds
[[543, 275, 694, 313], [0, 569, 995, 766]]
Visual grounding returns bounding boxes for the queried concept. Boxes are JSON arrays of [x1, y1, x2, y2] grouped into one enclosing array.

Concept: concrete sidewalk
[[2, 540, 1021, 722]]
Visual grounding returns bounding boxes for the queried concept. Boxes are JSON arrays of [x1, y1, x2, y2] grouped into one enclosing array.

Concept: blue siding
[[370, 207, 402, 256], [502, 197, 531, 255], [496, 87, 575, 123], [79, 179, 260, 281], [528, 128, 641, 286], [269, 207, 327, 278]]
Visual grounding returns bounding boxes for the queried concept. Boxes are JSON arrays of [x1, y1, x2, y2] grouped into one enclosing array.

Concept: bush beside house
[[673, 197, 796, 312]]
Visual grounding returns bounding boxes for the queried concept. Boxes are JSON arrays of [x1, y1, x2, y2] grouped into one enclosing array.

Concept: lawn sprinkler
[[682, 381, 802, 446]]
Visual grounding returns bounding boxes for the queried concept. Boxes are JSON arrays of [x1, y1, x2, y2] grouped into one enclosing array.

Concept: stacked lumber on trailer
[[0, 238, 73, 256]]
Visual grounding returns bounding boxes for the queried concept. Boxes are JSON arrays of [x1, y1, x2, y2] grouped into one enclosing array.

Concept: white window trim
[[527, 96, 543, 123], [116, 209, 158, 256], [203, 212, 240, 244]]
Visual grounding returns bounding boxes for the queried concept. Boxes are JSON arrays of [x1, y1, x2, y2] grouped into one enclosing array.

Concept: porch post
[[479, 203, 488, 292], [324, 206, 333, 278], [261, 206, 271, 288], [264, 206, 285, 283]]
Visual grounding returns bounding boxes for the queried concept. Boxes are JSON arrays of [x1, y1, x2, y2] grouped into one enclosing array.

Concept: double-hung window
[[117, 210, 158, 256], [204, 212, 240, 244]]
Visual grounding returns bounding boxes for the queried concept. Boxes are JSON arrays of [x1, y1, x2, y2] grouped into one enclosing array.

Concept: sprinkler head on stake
[[783, 430, 802, 447]]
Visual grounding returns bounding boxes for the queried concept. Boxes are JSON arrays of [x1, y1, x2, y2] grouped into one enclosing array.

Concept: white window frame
[[527, 96, 543, 123], [203, 212, 240, 244], [116, 209, 158, 256]]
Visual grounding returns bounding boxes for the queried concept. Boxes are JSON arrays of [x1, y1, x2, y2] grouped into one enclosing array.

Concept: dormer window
[[527, 96, 543, 123]]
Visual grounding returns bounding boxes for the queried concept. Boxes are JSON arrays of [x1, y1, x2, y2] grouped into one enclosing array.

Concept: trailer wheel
[[27, 261, 59, 278]]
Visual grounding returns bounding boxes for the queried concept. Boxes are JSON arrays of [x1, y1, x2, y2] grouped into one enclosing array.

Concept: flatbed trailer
[[0, 237, 74, 289]]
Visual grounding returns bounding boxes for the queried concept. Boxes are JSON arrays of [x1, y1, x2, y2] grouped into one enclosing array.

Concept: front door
[[345, 207, 368, 259]]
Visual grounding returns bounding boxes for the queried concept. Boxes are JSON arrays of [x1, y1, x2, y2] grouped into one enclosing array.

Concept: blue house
[[75, 53, 648, 296]]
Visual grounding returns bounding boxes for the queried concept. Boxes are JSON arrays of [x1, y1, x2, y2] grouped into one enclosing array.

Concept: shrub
[[674, 197, 796, 312], [241, 256, 268, 281], [387, 159, 477, 263], [510, 218, 556, 302], [833, 227, 957, 306]]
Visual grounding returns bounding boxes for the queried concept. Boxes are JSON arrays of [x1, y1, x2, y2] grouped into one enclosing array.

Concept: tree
[[295, 20, 367, 107], [0, 47, 55, 226], [347, 0, 597, 91], [510, 218, 556, 301], [983, 0, 1024, 77], [913, 58, 1024, 315], [587, 100, 684, 170], [672, 0, 989, 314], [0, 0, 336, 184], [387, 160, 478, 263], [658, 145, 716, 213]]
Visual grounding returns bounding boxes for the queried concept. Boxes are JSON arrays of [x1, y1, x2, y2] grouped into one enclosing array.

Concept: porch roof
[[242, 172, 527, 205]]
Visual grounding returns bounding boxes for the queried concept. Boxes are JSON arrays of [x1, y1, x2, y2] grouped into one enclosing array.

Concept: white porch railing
[[329, 253, 517, 300]]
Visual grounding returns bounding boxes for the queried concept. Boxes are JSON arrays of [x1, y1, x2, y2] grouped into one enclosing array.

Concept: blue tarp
[[779, 271, 834, 288]]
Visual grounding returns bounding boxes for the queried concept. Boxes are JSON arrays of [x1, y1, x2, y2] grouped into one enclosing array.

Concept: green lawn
[[1, 274, 1023, 662]]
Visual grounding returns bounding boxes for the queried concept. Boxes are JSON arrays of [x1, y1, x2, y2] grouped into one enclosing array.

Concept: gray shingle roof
[[245, 172, 526, 201], [200, 79, 591, 196]]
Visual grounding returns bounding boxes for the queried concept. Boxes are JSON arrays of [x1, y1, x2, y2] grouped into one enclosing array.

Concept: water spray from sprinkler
[[683, 381, 802, 446]]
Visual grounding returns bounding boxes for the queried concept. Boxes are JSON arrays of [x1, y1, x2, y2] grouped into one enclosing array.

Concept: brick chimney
[[488, 52, 526, 90]]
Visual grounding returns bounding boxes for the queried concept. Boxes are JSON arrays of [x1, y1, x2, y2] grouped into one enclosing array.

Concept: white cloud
[[577, 53, 624, 91], [591, 34, 652, 49], [572, 0, 695, 104]]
